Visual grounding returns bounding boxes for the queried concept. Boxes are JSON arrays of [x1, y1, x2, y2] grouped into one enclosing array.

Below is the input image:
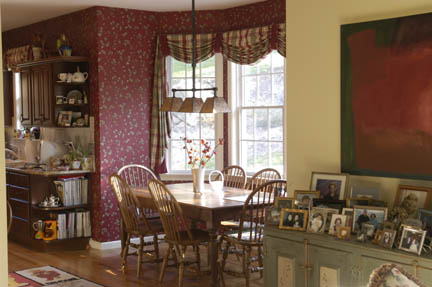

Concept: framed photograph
[[394, 185, 432, 212], [57, 111, 72, 126], [56, 96, 64, 104], [356, 228, 367, 242], [328, 214, 347, 235], [275, 197, 295, 209], [398, 225, 426, 255], [346, 197, 371, 208], [379, 229, 396, 249], [279, 209, 308, 231], [337, 226, 351, 240], [362, 222, 375, 239], [342, 208, 354, 229], [312, 207, 339, 232], [265, 207, 281, 226], [307, 208, 327, 233], [350, 185, 380, 200], [310, 172, 348, 200], [312, 199, 346, 213], [372, 230, 383, 244], [418, 208, 432, 238], [382, 221, 396, 231], [293, 191, 320, 208], [352, 206, 388, 232]]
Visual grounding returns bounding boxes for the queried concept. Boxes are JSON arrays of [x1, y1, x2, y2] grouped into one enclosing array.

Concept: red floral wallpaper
[[2, 0, 285, 242]]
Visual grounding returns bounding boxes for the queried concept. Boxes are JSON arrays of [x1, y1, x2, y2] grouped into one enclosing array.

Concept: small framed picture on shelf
[[312, 199, 346, 213], [379, 229, 396, 249], [279, 208, 308, 231], [275, 197, 295, 209], [56, 96, 64, 105], [418, 208, 432, 238], [337, 226, 351, 240], [395, 185, 432, 214], [328, 214, 347, 235], [310, 172, 348, 200], [293, 190, 319, 209], [307, 208, 328, 233], [398, 225, 426, 255], [68, 98, 75, 105], [362, 222, 376, 239], [265, 207, 281, 226], [312, 207, 339, 232], [372, 230, 383, 244], [352, 205, 387, 232], [57, 111, 72, 126]]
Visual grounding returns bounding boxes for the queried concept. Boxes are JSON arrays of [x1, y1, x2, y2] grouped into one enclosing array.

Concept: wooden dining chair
[[216, 165, 247, 189], [109, 174, 163, 277], [118, 164, 160, 220], [148, 179, 211, 287], [246, 168, 282, 191], [220, 179, 287, 287]]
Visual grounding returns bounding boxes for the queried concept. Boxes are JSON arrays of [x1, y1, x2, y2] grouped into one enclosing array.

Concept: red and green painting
[[341, 12, 432, 180]]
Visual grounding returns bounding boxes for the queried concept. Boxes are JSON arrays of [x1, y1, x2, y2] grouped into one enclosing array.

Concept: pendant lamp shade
[[160, 97, 184, 112], [178, 97, 204, 113], [200, 96, 231, 113]]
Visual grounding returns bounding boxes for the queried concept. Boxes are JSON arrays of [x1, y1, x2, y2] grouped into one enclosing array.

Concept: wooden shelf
[[55, 82, 88, 86], [33, 204, 90, 211], [17, 56, 89, 68], [55, 104, 89, 107]]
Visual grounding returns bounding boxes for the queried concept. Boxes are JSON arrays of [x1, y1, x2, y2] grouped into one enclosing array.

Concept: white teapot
[[72, 66, 88, 83]]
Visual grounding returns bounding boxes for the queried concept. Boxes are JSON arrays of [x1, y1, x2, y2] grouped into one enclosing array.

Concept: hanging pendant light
[[173, 0, 230, 114], [160, 94, 183, 112], [200, 88, 231, 113]]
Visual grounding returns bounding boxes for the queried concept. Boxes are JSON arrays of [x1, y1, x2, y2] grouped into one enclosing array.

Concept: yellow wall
[[0, 10, 9, 285], [285, 0, 432, 207]]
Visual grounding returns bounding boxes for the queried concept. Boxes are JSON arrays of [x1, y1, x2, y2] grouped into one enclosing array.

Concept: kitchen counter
[[6, 166, 93, 176]]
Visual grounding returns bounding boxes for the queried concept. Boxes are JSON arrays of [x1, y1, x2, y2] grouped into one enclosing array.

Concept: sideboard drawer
[[7, 172, 30, 188], [7, 185, 29, 201], [10, 198, 29, 219]]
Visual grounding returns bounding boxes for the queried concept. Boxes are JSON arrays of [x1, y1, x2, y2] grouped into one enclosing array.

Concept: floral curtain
[[150, 23, 286, 172]]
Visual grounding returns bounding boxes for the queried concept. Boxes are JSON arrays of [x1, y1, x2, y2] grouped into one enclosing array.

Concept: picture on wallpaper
[[341, 12, 432, 180]]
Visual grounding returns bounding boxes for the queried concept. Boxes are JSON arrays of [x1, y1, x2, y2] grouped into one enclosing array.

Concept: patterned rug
[[9, 266, 103, 287]]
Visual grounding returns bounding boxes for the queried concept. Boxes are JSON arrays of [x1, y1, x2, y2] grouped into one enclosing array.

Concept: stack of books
[[53, 176, 89, 206], [57, 210, 91, 240]]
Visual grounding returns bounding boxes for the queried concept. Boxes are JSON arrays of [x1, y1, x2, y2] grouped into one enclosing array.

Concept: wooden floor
[[8, 241, 264, 287]]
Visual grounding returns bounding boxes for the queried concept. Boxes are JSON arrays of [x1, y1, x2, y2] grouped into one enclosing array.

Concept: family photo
[[353, 206, 387, 232], [280, 209, 308, 231], [399, 228, 425, 255], [307, 209, 327, 233]]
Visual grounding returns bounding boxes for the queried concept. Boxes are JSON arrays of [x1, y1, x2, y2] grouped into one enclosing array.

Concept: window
[[166, 55, 223, 172], [231, 51, 285, 174]]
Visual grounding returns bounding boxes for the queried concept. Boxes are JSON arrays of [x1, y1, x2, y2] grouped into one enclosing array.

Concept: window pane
[[201, 114, 215, 139], [171, 112, 186, 139], [171, 140, 186, 170], [272, 52, 284, 73], [172, 59, 185, 77], [271, 142, 283, 172], [258, 75, 271, 104], [186, 113, 200, 139], [241, 109, 254, 140], [241, 141, 254, 171], [243, 64, 257, 75], [201, 57, 215, 77], [269, 108, 283, 141], [258, 55, 271, 74], [243, 76, 257, 106], [255, 109, 268, 140], [255, 142, 268, 170], [204, 140, 216, 169], [272, 73, 284, 105]]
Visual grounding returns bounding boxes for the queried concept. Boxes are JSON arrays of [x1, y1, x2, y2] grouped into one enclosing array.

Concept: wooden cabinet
[[264, 227, 432, 287], [7, 170, 91, 251], [17, 56, 89, 127], [3, 70, 14, 126]]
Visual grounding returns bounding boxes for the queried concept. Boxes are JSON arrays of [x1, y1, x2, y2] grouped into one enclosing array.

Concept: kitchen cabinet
[[3, 70, 14, 126], [7, 168, 92, 251], [264, 227, 432, 286], [17, 56, 89, 127]]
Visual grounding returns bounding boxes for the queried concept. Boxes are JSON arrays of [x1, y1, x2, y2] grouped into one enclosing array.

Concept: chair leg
[[221, 241, 230, 271], [218, 261, 226, 287], [153, 234, 160, 261], [137, 236, 144, 278], [258, 246, 263, 278], [244, 246, 251, 287], [194, 244, 201, 276], [159, 244, 172, 282], [178, 245, 187, 287], [121, 233, 131, 271]]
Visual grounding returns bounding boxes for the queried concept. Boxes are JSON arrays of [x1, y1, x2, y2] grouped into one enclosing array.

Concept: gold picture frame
[[57, 111, 72, 126], [279, 208, 308, 231], [274, 197, 296, 209], [294, 190, 320, 208]]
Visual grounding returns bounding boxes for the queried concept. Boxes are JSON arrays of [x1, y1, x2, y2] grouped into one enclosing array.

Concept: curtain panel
[[150, 23, 285, 172]]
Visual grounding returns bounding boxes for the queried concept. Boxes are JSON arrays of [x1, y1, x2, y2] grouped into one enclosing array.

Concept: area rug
[[9, 266, 103, 287]]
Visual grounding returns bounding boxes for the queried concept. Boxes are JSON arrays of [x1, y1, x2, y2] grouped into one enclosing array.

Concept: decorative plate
[[66, 90, 83, 103]]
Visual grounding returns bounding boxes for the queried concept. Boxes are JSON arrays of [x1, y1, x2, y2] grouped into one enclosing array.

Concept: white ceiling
[[0, 0, 265, 31]]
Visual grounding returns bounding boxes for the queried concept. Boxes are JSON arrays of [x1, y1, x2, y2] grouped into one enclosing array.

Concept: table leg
[[209, 229, 219, 287]]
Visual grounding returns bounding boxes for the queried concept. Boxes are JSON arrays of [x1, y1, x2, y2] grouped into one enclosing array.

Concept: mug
[[66, 73, 73, 83], [57, 73, 68, 82]]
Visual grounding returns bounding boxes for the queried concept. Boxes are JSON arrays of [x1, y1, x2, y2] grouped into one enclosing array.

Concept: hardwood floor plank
[[8, 241, 264, 286]]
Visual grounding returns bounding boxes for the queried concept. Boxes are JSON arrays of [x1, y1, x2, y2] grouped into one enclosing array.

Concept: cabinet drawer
[[7, 185, 29, 201], [10, 198, 29, 219], [7, 172, 30, 188]]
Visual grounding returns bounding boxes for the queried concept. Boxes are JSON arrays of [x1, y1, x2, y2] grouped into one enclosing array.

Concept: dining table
[[130, 182, 253, 287]]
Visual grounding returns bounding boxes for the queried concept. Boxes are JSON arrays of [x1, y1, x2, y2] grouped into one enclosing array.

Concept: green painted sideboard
[[264, 226, 432, 286]]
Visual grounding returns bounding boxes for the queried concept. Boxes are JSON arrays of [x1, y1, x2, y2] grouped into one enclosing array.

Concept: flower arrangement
[[183, 137, 223, 169]]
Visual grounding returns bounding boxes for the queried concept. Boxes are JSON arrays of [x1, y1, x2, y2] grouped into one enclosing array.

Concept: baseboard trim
[[89, 235, 164, 250]]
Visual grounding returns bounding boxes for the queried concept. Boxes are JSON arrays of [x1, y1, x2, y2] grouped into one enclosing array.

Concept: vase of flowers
[[183, 137, 223, 193]]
